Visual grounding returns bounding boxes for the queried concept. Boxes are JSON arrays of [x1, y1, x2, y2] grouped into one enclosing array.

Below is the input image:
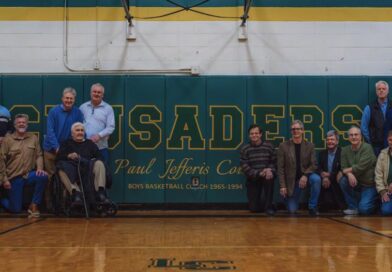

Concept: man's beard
[[16, 127, 27, 133]]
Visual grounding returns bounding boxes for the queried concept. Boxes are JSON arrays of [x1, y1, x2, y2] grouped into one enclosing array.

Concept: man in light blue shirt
[[361, 80, 391, 155], [80, 83, 115, 165], [0, 105, 12, 144]]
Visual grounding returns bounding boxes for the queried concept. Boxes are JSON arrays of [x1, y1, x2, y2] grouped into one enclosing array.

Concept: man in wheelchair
[[56, 122, 112, 210]]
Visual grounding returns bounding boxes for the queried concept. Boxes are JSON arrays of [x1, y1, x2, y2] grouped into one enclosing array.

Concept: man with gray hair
[[339, 126, 378, 215], [56, 122, 110, 206], [317, 130, 345, 211], [1, 114, 48, 217], [361, 80, 391, 155], [43, 87, 83, 209], [278, 120, 321, 216], [80, 83, 115, 165]]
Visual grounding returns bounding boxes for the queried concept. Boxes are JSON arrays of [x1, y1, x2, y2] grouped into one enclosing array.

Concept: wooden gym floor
[[0, 211, 391, 272]]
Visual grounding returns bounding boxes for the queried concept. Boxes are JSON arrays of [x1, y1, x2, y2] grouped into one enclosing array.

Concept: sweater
[[341, 142, 376, 187]]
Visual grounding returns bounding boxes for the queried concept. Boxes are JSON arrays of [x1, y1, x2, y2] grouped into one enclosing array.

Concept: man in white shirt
[[80, 83, 115, 165]]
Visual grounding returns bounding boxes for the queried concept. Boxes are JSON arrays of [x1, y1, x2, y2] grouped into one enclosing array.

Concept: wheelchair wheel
[[106, 202, 118, 217], [95, 202, 117, 217], [51, 174, 67, 215]]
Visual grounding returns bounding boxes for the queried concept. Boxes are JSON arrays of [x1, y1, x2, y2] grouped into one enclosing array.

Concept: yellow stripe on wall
[[0, 7, 392, 22]]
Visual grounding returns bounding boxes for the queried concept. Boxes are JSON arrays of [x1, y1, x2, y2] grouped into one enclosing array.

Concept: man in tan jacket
[[375, 130, 392, 215], [277, 120, 321, 215], [0, 114, 48, 217]]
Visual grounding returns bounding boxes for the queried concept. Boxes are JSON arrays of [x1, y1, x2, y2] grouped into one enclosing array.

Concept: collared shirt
[[361, 100, 388, 142], [43, 104, 84, 152], [79, 100, 115, 150], [2, 132, 44, 182], [327, 148, 337, 173]]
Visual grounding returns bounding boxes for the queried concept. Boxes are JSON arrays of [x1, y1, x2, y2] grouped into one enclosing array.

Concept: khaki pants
[[59, 160, 106, 193], [44, 151, 57, 209], [44, 151, 57, 179]]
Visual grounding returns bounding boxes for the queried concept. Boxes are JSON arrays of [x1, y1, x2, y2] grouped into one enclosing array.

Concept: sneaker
[[28, 203, 40, 218], [343, 209, 358, 215], [309, 208, 319, 217]]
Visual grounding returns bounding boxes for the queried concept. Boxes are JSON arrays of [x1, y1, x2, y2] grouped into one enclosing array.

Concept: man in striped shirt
[[240, 124, 276, 215]]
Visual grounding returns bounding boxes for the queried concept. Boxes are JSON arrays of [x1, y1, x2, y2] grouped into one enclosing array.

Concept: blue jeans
[[1, 171, 48, 213], [285, 173, 321, 213], [381, 194, 392, 215], [339, 176, 378, 215]]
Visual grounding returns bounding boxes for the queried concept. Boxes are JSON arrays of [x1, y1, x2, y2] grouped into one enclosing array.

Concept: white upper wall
[[0, 21, 392, 75]]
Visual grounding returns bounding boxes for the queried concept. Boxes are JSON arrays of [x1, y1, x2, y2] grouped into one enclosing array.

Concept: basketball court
[[1, 212, 391, 271]]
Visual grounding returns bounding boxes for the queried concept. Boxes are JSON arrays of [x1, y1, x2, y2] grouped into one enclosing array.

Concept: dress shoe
[[71, 191, 83, 206], [309, 208, 319, 217], [96, 191, 110, 204]]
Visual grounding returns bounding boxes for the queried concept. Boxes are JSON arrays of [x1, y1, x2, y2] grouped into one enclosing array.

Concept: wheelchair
[[51, 169, 117, 218]]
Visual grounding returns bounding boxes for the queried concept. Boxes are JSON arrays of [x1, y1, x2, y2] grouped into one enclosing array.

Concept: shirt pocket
[[8, 148, 21, 160], [26, 144, 37, 157]]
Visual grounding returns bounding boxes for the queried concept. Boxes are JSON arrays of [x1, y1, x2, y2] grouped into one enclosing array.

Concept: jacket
[[375, 147, 392, 196], [277, 139, 317, 197]]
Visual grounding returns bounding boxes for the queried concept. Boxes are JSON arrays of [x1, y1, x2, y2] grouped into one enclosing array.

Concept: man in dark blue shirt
[[43, 87, 83, 208]]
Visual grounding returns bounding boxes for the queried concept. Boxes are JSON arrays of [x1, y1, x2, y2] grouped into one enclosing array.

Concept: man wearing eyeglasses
[[277, 120, 321, 216], [339, 126, 377, 215], [80, 83, 115, 165]]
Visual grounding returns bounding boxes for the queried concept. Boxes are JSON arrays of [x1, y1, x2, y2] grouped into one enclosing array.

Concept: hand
[[299, 175, 308, 189], [347, 173, 357, 187], [90, 134, 101, 143], [3, 181, 11, 189], [0, 137, 4, 145], [280, 188, 288, 198], [336, 171, 343, 183], [36, 169, 47, 176], [67, 152, 80, 161], [382, 193, 390, 203], [343, 167, 352, 175], [388, 183, 392, 193], [265, 169, 274, 180], [320, 171, 330, 178], [261, 168, 273, 180], [322, 177, 331, 189]]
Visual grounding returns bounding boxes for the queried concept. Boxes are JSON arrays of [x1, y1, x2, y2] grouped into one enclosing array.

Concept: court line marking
[[0, 218, 46, 236], [326, 217, 392, 240], [379, 230, 392, 234]]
